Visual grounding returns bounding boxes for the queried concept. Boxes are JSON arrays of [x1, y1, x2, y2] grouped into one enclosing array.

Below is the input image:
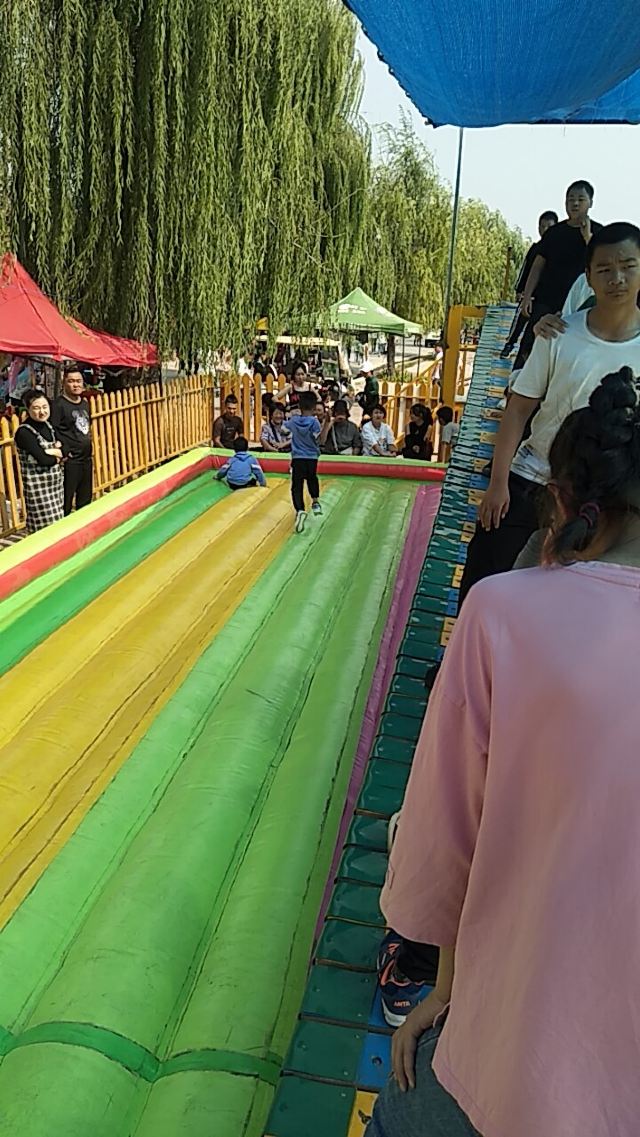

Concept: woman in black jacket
[[14, 389, 64, 533]]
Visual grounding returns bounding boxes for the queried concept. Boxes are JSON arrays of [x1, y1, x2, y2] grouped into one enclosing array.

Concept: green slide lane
[[0, 476, 206, 632], [0, 475, 229, 674], [0, 477, 414, 1137], [0, 481, 351, 1029]]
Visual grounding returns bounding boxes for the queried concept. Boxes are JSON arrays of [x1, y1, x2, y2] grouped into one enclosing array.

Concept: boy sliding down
[[216, 437, 266, 489], [281, 390, 331, 532]]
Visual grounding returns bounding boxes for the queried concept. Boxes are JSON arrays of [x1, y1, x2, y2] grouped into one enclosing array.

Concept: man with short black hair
[[50, 363, 93, 514], [212, 393, 243, 449], [514, 180, 601, 367]]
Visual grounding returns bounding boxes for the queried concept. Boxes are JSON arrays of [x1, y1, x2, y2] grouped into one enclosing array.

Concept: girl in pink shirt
[[371, 367, 640, 1137]]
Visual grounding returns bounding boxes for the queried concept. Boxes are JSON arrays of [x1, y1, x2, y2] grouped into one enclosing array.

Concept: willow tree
[[361, 120, 526, 346], [454, 199, 527, 309], [0, 0, 370, 352]]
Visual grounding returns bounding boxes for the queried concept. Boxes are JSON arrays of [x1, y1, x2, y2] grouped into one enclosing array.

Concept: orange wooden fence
[[0, 370, 443, 539]]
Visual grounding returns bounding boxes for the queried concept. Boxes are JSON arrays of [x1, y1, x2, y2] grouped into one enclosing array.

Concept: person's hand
[[534, 312, 566, 340], [521, 296, 533, 318], [580, 217, 592, 244], [478, 479, 510, 530], [392, 990, 448, 1092]]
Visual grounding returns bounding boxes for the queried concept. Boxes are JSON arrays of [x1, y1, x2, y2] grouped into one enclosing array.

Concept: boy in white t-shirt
[[361, 405, 397, 457], [459, 221, 640, 608]]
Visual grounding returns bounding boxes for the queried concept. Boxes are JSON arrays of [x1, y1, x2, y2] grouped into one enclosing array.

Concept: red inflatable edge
[[1, 451, 445, 602], [210, 453, 446, 482], [0, 456, 211, 603]]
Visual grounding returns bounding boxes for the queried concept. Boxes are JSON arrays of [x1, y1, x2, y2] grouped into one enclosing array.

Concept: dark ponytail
[[547, 367, 640, 564]]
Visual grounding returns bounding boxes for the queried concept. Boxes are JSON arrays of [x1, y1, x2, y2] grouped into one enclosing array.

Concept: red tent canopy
[[0, 253, 158, 367]]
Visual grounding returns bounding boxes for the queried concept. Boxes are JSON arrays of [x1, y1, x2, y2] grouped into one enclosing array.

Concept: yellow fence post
[[442, 306, 463, 409]]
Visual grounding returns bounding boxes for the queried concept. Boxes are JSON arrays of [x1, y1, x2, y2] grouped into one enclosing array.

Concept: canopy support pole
[[442, 127, 464, 407]]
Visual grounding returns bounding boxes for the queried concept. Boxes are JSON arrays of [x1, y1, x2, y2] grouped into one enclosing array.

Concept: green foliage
[[363, 118, 526, 332], [0, 5, 525, 351]]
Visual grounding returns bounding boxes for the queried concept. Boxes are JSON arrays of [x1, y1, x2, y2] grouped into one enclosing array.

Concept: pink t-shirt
[[382, 561, 640, 1137]]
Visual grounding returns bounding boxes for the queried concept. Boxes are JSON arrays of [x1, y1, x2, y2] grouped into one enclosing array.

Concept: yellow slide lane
[[0, 481, 293, 928]]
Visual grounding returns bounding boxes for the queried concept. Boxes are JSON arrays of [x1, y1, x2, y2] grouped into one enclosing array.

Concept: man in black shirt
[[212, 393, 244, 448], [501, 210, 558, 358], [514, 180, 601, 368], [50, 363, 93, 514]]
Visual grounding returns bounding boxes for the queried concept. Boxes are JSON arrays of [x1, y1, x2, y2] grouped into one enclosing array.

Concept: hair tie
[[579, 501, 600, 530]]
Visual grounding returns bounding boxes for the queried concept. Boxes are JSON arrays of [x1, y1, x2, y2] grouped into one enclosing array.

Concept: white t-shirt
[[511, 310, 640, 485], [562, 273, 594, 317], [441, 421, 459, 447], [362, 420, 395, 456]]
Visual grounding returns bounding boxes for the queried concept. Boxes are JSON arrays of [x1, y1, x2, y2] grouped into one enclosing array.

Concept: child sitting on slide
[[215, 438, 266, 489]]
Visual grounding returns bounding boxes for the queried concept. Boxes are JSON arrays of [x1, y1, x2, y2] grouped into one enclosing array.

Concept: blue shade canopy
[[349, 0, 640, 126]]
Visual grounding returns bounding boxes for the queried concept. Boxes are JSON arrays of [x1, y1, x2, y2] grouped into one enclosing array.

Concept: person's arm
[[351, 425, 363, 455], [381, 589, 491, 1088], [215, 460, 230, 481], [14, 427, 59, 467], [48, 402, 70, 456], [534, 312, 567, 341], [438, 422, 452, 464], [520, 253, 546, 316], [514, 244, 535, 296], [385, 425, 397, 455], [392, 947, 455, 1091], [260, 427, 277, 452], [318, 410, 332, 445], [478, 393, 540, 528], [251, 460, 267, 487], [478, 336, 550, 529], [212, 417, 223, 447]]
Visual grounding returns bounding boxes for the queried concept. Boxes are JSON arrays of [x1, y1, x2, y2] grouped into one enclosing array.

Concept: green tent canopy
[[326, 288, 422, 337]]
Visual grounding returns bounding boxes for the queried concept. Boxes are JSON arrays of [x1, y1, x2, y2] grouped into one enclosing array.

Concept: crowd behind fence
[[0, 362, 456, 539]]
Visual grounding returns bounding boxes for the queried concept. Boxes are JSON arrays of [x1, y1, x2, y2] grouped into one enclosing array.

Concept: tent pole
[[444, 127, 464, 321], [442, 127, 464, 406]]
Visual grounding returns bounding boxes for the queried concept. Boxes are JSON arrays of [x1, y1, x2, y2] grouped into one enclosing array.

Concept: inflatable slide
[[0, 448, 442, 1137]]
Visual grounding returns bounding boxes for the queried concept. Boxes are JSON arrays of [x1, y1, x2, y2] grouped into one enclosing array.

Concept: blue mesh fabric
[[350, 0, 640, 126]]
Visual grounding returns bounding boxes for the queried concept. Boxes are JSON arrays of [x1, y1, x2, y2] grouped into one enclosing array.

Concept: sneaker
[[376, 929, 402, 975], [295, 510, 307, 533], [377, 929, 434, 1027], [311, 500, 323, 515], [500, 345, 513, 359], [379, 957, 430, 1028]]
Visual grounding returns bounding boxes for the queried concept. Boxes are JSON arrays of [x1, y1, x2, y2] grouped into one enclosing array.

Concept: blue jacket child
[[216, 437, 266, 488]]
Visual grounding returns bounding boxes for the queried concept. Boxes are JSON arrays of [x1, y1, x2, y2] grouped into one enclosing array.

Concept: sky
[[357, 30, 640, 242]]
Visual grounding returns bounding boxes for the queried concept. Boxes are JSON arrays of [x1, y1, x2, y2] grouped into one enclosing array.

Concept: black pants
[[397, 938, 439, 984], [504, 308, 527, 350], [513, 300, 552, 370], [291, 458, 319, 512], [63, 457, 93, 515], [229, 478, 257, 490], [458, 472, 540, 611]]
